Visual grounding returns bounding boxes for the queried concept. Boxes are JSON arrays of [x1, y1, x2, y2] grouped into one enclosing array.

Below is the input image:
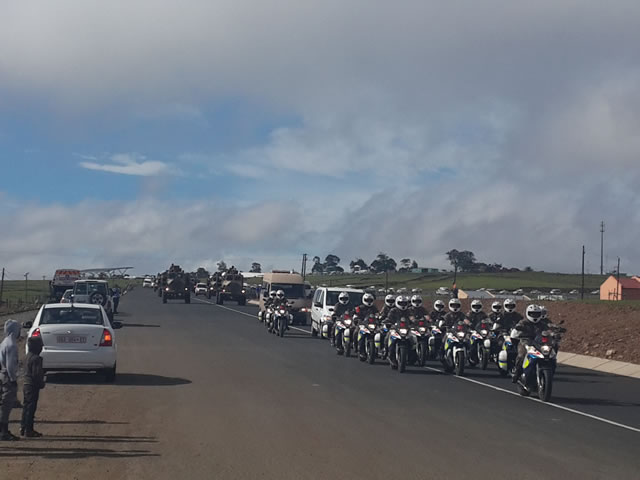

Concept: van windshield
[[271, 284, 304, 299], [326, 291, 362, 309]]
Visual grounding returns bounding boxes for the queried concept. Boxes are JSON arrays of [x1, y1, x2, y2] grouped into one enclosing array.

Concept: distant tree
[[524, 266, 533, 272], [399, 258, 412, 272], [446, 249, 477, 272], [370, 252, 397, 273], [196, 267, 210, 278], [410, 260, 418, 269], [313, 256, 321, 265], [217, 261, 227, 272], [350, 258, 368, 272], [324, 254, 341, 272], [312, 262, 324, 274], [250, 262, 262, 273]]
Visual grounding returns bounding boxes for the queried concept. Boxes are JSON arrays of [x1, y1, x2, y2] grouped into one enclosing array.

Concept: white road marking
[[194, 298, 640, 434]]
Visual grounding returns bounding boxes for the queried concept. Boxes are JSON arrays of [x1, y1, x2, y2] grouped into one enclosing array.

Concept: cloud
[[79, 153, 172, 176]]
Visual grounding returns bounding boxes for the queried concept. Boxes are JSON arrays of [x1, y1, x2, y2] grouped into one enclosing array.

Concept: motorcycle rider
[[378, 294, 396, 321], [489, 301, 503, 325], [500, 298, 523, 332], [355, 293, 379, 359], [274, 289, 288, 307], [262, 290, 278, 323], [442, 298, 467, 329], [429, 299, 446, 326], [467, 300, 488, 330], [333, 292, 353, 353], [512, 304, 545, 383], [409, 295, 428, 322], [386, 296, 413, 368]]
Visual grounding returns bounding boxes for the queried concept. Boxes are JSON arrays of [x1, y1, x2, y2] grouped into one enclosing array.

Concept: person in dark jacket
[[408, 295, 428, 321], [355, 293, 378, 359], [512, 305, 545, 383], [467, 300, 489, 330], [386, 296, 413, 368], [442, 298, 467, 329], [429, 299, 446, 325], [500, 298, 523, 332], [112, 286, 121, 314], [378, 295, 396, 322], [21, 336, 46, 438], [0, 319, 20, 441]]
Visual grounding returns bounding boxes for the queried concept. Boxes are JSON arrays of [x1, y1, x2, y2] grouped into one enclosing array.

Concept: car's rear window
[[41, 308, 104, 325], [197, 283, 207, 288]]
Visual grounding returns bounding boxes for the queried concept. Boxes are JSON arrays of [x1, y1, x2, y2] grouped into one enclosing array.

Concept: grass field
[[249, 271, 608, 293]]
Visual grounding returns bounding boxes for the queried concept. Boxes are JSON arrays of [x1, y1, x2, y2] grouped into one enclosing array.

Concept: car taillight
[[31, 328, 41, 338], [100, 329, 113, 347]]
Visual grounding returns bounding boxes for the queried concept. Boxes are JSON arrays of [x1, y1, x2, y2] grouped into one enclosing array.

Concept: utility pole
[[385, 269, 389, 293], [453, 260, 458, 284], [600, 221, 605, 275], [581, 246, 585, 300], [24, 272, 29, 303], [0, 268, 4, 306], [301, 254, 308, 281], [616, 257, 621, 300]]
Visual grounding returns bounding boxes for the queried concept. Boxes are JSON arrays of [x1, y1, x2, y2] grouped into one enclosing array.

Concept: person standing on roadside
[[21, 336, 46, 437], [0, 319, 21, 441], [112, 285, 121, 314]]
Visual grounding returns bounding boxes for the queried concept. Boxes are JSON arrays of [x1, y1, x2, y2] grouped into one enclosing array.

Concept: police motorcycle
[[428, 300, 446, 359], [412, 316, 430, 367], [442, 320, 468, 376], [258, 291, 278, 324], [497, 327, 518, 377], [388, 316, 413, 373], [357, 313, 380, 364], [514, 306, 557, 402], [273, 302, 293, 338], [334, 311, 357, 356]]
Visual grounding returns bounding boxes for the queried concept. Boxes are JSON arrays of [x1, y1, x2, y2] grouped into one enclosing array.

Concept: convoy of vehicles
[[209, 270, 246, 305], [158, 265, 191, 304]]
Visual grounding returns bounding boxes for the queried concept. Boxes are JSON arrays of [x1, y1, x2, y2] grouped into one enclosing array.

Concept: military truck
[[208, 268, 246, 305], [160, 264, 191, 304]]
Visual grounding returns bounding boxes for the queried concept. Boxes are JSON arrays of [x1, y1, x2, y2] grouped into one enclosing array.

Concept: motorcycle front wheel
[[455, 351, 465, 376], [418, 343, 427, 367], [398, 345, 408, 373], [480, 348, 489, 370], [367, 339, 376, 364], [538, 369, 553, 402]]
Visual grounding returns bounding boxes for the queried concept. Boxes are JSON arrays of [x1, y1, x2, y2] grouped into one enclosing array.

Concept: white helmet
[[491, 301, 502, 313], [448, 298, 461, 312], [471, 300, 483, 313], [269, 290, 277, 299], [410, 295, 423, 308], [433, 300, 445, 312], [384, 294, 395, 308], [338, 292, 350, 305], [276, 290, 285, 300], [362, 293, 374, 307], [395, 296, 409, 311], [504, 299, 516, 313], [526, 304, 543, 323]]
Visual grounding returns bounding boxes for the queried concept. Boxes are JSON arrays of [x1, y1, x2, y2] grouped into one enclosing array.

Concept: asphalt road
[[3, 288, 639, 479]]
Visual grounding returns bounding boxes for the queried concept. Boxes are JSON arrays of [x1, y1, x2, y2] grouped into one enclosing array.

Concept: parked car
[[310, 287, 365, 337], [73, 280, 114, 324], [436, 287, 449, 296], [550, 289, 562, 295], [60, 289, 74, 304], [569, 289, 579, 295], [143, 278, 153, 288], [194, 283, 208, 296], [22, 303, 121, 382], [513, 289, 524, 295]]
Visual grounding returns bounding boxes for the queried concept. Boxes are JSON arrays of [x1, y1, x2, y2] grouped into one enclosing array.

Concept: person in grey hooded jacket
[[0, 319, 21, 441]]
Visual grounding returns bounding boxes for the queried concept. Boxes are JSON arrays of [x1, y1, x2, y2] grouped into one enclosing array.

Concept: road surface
[[2, 288, 639, 479]]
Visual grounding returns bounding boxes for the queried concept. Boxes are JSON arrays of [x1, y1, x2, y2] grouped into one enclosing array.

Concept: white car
[[550, 289, 562, 295], [60, 289, 74, 304], [310, 287, 365, 338], [143, 278, 153, 288], [194, 283, 208, 296], [23, 303, 121, 382], [436, 287, 449, 296]]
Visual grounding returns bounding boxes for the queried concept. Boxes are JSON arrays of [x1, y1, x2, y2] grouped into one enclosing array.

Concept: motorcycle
[[334, 313, 355, 356], [429, 321, 444, 360], [266, 307, 276, 333], [516, 332, 556, 402], [389, 318, 412, 373], [412, 317, 430, 367], [321, 315, 335, 345], [375, 320, 392, 361], [358, 314, 379, 363], [442, 321, 467, 376], [470, 320, 492, 370], [273, 305, 292, 338]]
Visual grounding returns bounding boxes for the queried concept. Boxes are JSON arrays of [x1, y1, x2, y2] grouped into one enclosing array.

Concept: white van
[[260, 272, 312, 325], [310, 287, 365, 337]]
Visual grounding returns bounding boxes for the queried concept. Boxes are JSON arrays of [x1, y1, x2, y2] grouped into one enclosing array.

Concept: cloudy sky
[[1, 1, 639, 277]]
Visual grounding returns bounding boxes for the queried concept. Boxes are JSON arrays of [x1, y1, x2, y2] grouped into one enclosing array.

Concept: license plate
[[57, 335, 87, 344]]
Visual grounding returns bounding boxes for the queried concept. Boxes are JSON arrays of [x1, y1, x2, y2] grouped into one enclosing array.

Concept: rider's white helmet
[[395, 296, 409, 311], [491, 301, 502, 313], [526, 304, 543, 323], [410, 295, 423, 308], [471, 300, 483, 313], [448, 298, 461, 312], [433, 300, 445, 312], [338, 292, 350, 305], [504, 298, 516, 313], [269, 290, 277, 299], [276, 290, 285, 300], [362, 293, 374, 307], [384, 294, 395, 307]]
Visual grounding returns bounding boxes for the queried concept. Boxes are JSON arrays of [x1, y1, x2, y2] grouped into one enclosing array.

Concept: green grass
[[300, 271, 608, 293]]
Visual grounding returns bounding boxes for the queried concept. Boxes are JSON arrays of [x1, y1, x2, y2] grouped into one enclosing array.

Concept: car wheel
[[104, 365, 116, 383]]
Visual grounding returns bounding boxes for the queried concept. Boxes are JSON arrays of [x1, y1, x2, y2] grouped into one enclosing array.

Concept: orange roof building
[[600, 275, 640, 301]]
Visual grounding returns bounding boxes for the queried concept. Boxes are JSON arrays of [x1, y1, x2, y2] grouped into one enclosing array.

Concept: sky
[[1, 1, 639, 278]]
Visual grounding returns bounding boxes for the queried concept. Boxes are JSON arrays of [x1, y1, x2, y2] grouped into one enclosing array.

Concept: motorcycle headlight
[[541, 345, 551, 354], [368, 324, 376, 330], [457, 331, 465, 339], [399, 328, 408, 335], [480, 329, 488, 336], [418, 327, 426, 333], [345, 319, 352, 326]]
